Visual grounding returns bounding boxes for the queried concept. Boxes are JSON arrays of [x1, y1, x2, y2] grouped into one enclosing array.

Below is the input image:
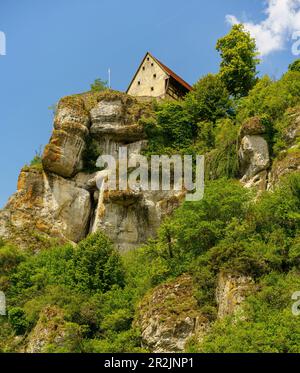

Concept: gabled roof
[[126, 52, 192, 93]]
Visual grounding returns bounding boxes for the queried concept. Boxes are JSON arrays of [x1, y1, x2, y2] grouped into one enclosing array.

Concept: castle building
[[126, 52, 192, 100]]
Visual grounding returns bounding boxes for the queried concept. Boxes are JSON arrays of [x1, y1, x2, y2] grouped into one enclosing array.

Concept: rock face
[[135, 275, 209, 353], [25, 306, 81, 353], [0, 91, 183, 251], [93, 190, 184, 252], [268, 108, 300, 190], [216, 271, 254, 319], [136, 272, 255, 352], [268, 151, 300, 190], [42, 96, 90, 178], [238, 113, 300, 192], [239, 136, 270, 182], [281, 107, 300, 147], [238, 117, 270, 192], [0, 167, 91, 248]]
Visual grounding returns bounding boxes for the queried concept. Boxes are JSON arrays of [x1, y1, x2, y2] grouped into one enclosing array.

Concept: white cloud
[[226, 0, 300, 56]]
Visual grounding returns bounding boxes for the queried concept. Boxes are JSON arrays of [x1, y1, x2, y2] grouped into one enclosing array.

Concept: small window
[[151, 63, 154, 66], [151, 87, 154, 91], [138, 81, 141, 85], [147, 57, 150, 61], [142, 66, 145, 70], [153, 74, 156, 78]]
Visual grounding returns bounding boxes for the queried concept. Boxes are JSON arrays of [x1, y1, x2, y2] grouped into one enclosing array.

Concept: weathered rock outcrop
[[25, 306, 81, 353], [136, 271, 255, 352], [268, 151, 300, 189], [0, 90, 183, 251], [281, 107, 300, 148], [42, 96, 90, 178], [239, 117, 270, 191], [0, 167, 91, 248], [135, 275, 209, 353], [216, 271, 254, 319], [268, 108, 300, 190], [239, 112, 300, 192]]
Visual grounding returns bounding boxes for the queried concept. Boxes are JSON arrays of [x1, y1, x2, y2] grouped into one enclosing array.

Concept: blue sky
[[0, 0, 298, 207]]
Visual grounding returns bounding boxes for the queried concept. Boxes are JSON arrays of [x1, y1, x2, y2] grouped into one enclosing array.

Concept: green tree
[[8, 307, 28, 335], [216, 24, 260, 97], [143, 101, 196, 154], [185, 74, 232, 123], [289, 59, 300, 72], [73, 232, 125, 292], [90, 78, 108, 92]]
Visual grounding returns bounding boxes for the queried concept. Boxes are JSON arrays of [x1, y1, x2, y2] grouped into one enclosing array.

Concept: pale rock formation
[[135, 274, 209, 353], [136, 271, 255, 352], [239, 118, 270, 192], [0, 167, 91, 248], [216, 271, 254, 319], [0, 90, 182, 251], [42, 96, 90, 178], [239, 135, 270, 181], [92, 189, 184, 252]]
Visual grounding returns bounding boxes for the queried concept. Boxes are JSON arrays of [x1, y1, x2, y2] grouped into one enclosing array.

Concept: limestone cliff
[[0, 90, 183, 252], [135, 272, 254, 352]]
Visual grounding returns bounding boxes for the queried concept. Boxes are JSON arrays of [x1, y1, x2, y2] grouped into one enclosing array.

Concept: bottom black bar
[[0, 353, 300, 371]]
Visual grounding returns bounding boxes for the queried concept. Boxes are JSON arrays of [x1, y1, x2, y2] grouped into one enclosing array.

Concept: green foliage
[[2, 172, 300, 351], [289, 59, 300, 72], [143, 179, 251, 276], [82, 136, 101, 172], [83, 328, 145, 353], [195, 272, 300, 352], [185, 74, 232, 123], [3, 29, 300, 353], [10, 232, 124, 300], [143, 101, 196, 155], [216, 24, 260, 97], [236, 71, 300, 156], [90, 78, 108, 92], [238, 71, 300, 122], [8, 307, 28, 335], [0, 244, 26, 291], [205, 118, 239, 179], [73, 233, 125, 293], [29, 146, 43, 170]]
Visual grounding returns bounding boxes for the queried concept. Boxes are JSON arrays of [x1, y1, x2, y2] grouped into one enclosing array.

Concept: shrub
[[90, 78, 108, 92], [185, 74, 232, 123], [8, 307, 28, 335]]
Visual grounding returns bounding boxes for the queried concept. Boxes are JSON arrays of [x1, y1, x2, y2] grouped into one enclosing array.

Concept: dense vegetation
[[1, 25, 300, 352], [0, 172, 299, 352]]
